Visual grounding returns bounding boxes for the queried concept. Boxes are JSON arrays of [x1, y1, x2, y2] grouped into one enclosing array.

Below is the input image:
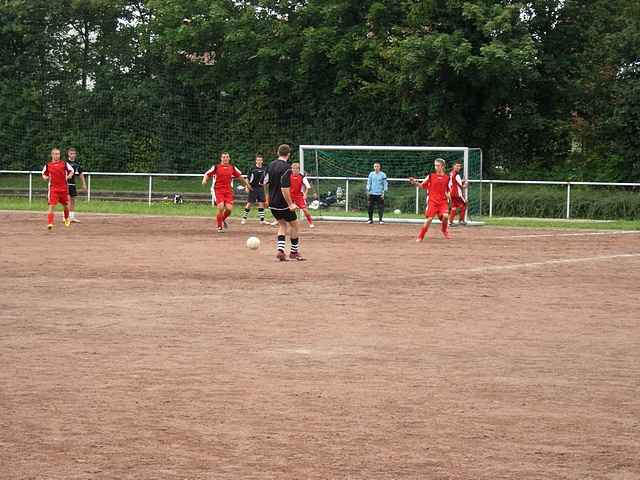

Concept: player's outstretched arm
[[80, 172, 87, 190], [201, 174, 209, 185], [242, 176, 252, 191]]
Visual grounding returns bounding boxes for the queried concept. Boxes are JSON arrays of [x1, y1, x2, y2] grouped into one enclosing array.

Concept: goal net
[[299, 145, 482, 219]]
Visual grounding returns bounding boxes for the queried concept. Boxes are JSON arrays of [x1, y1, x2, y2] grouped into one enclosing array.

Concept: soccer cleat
[[289, 252, 306, 261], [276, 251, 288, 261], [240, 218, 246, 225], [217, 227, 224, 233], [379, 220, 384, 225], [47, 224, 53, 230], [223, 220, 229, 229], [71, 217, 81, 223], [367, 220, 373, 224], [459, 221, 467, 226], [415, 237, 423, 242], [309, 224, 315, 228], [64, 219, 71, 227], [260, 220, 266, 225]]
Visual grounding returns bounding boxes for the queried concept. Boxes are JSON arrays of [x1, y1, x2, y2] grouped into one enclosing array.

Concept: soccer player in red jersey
[[289, 162, 315, 228], [409, 158, 451, 241], [448, 161, 468, 226], [202, 152, 252, 233], [41, 148, 74, 230]]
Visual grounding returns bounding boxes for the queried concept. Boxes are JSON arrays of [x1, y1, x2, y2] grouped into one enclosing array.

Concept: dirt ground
[[1, 210, 639, 480]]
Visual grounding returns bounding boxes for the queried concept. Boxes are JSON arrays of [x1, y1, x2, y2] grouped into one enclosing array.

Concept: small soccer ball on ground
[[393, 209, 401, 214], [246, 236, 260, 250]]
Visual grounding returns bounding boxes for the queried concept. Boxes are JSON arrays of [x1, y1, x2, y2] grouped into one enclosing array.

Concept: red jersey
[[449, 170, 465, 199], [42, 161, 73, 192], [420, 173, 450, 204], [289, 173, 310, 201], [205, 163, 241, 192]]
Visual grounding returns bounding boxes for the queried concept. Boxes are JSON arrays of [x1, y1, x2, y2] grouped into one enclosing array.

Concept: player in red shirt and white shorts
[[202, 152, 252, 233], [448, 161, 468, 226], [289, 162, 315, 228], [409, 158, 451, 241], [41, 148, 74, 230]]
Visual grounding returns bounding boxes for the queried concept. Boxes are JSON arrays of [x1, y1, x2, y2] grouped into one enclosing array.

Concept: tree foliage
[[0, 0, 638, 179]]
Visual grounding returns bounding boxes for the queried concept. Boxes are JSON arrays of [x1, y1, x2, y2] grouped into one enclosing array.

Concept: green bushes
[[486, 185, 640, 219]]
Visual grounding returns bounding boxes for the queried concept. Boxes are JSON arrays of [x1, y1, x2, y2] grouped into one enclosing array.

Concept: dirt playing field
[[1, 211, 639, 480]]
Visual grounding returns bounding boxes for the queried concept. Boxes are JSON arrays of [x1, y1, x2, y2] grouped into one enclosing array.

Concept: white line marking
[[464, 253, 640, 273], [491, 231, 640, 239]]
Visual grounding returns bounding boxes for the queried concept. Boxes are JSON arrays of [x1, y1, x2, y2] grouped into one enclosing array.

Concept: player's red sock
[[63, 207, 69, 220], [448, 209, 456, 224], [417, 225, 428, 240], [441, 219, 449, 237], [222, 209, 231, 220], [459, 205, 466, 222], [47, 212, 54, 225], [304, 212, 313, 225], [216, 212, 223, 228]]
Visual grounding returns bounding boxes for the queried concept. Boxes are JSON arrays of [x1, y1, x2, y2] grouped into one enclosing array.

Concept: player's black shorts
[[68, 184, 78, 197], [270, 207, 297, 222], [248, 188, 265, 203]]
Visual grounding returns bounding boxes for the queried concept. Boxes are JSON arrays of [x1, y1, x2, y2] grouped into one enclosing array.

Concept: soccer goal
[[298, 145, 483, 221]]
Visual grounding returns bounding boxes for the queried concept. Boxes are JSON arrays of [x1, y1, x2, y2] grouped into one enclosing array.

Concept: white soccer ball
[[236, 185, 245, 192], [246, 236, 260, 250], [394, 209, 401, 214]]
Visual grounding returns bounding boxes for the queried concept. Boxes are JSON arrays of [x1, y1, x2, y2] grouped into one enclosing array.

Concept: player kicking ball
[[289, 162, 315, 228], [42, 148, 74, 230], [410, 158, 451, 241], [202, 152, 252, 233], [264, 144, 306, 261]]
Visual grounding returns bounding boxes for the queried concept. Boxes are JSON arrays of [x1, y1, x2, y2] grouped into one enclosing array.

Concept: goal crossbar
[[298, 145, 471, 181]]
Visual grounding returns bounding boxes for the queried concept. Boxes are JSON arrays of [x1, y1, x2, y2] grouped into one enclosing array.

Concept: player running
[[202, 152, 252, 233], [289, 162, 315, 228], [66, 147, 87, 223], [241, 153, 267, 225], [42, 148, 74, 230], [264, 144, 306, 261], [409, 158, 451, 241], [448, 161, 468, 226]]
